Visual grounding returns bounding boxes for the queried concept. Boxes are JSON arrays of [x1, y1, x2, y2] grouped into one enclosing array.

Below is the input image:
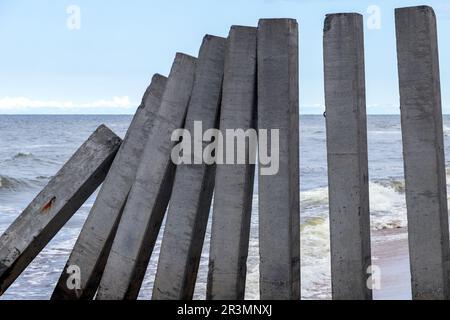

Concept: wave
[[300, 179, 407, 231], [368, 130, 401, 135], [5, 152, 60, 166], [444, 125, 450, 136], [301, 215, 331, 299], [376, 178, 405, 194], [0, 175, 29, 190], [13, 152, 33, 159], [369, 182, 407, 230], [0, 175, 47, 191], [300, 187, 328, 209]]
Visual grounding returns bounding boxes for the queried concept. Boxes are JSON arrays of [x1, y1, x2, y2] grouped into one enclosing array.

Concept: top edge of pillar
[[202, 34, 227, 46], [93, 124, 122, 146], [203, 34, 227, 42], [324, 13, 362, 33], [258, 18, 298, 26], [174, 52, 198, 63], [138, 73, 167, 108], [395, 5, 435, 15], [94, 124, 115, 137], [229, 25, 257, 32], [151, 73, 168, 83]]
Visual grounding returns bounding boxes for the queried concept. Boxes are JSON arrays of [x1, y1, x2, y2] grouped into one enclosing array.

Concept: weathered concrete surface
[[152, 35, 226, 300], [51, 74, 167, 300], [96, 53, 197, 300], [257, 19, 300, 300], [0, 125, 121, 295], [206, 26, 257, 300], [395, 6, 450, 300], [323, 13, 372, 300]]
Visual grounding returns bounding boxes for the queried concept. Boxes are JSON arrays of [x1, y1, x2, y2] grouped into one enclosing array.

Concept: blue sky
[[0, 0, 449, 114]]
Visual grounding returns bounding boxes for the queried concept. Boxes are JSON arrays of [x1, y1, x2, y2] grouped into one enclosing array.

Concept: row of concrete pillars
[[0, 18, 299, 300], [0, 5, 447, 300]]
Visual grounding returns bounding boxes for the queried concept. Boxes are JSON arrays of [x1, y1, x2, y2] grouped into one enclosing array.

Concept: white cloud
[[0, 96, 133, 111]]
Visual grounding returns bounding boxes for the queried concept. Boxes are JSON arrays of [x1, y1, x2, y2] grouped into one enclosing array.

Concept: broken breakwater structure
[[1, 5, 449, 300]]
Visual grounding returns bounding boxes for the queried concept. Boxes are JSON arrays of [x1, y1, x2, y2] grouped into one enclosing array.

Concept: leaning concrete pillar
[[152, 35, 226, 300], [51, 74, 167, 300], [206, 26, 257, 300], [257, 18, 300, 300], [96, 53, 197, 300], [395, 5, 450, 300], [0, 125, 121, 295], [323, 13, 372, 300]]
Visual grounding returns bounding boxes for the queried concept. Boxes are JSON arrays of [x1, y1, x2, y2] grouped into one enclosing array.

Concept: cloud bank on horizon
[[0, 96, 134, 114]]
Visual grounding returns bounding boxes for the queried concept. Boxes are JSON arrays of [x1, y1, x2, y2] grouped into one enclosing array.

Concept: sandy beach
[[372, 228, 411, 300]]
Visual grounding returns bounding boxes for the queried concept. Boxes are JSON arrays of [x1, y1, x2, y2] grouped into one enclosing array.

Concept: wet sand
[[372, 228, 411, 300]]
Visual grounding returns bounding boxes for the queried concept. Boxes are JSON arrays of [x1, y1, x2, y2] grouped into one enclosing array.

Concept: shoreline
[[372, 227, 411, 300]]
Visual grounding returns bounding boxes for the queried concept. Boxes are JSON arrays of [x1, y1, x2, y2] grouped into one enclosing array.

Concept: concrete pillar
[[51, 74, 167, 300], [323, 13, 372, 300], [257, 18, 300, 300], [206, 26, 257, 300], [152, 35, 226, 300], [395, 6, 450, 300], [0, 125, 121, 295], [96, 53, 197, 300]]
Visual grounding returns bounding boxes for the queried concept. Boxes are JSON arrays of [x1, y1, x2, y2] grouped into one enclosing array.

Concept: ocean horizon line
[[0, 113, 417, 116]]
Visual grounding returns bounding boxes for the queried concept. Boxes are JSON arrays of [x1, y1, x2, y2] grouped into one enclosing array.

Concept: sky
[[0, 0, 449, 114]]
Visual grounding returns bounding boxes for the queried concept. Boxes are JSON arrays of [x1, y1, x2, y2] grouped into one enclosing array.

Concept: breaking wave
[[0, 175, 29, 190], [13, 152, 33, 159], [0, 175, 47, 191], [300, 179, 407, 230]]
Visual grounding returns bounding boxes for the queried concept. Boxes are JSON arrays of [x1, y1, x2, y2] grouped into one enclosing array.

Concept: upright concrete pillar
[[395, 6, 450, 300], [0, 125, 121, 295], [51, 74, 167, 300], [206, 26, 257, 300], [96, 53, 197, 300], [257, 19, 300, 300], [323, 13, 372, 300], [152, 35, 226, 300]]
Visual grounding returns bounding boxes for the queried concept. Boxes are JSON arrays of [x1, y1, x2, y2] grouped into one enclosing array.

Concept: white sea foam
[[300, 181, 407, 228], [299, 180, 408, 299], [443, 125, 450, 136]]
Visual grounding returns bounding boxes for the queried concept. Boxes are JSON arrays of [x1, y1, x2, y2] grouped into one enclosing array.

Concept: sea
[[0, 114, 442, 300]]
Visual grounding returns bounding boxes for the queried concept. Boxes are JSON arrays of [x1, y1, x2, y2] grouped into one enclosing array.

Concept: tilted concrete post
[[0, 125, 121, 295], [51, 74, 167, 300], [395, 6, 450, 300], [153, 35, 226, 300], [206, 26, 257, 300], [323, 13, 372, 300], [257, 19, 300, 300], [96, 53, 197, 300]]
